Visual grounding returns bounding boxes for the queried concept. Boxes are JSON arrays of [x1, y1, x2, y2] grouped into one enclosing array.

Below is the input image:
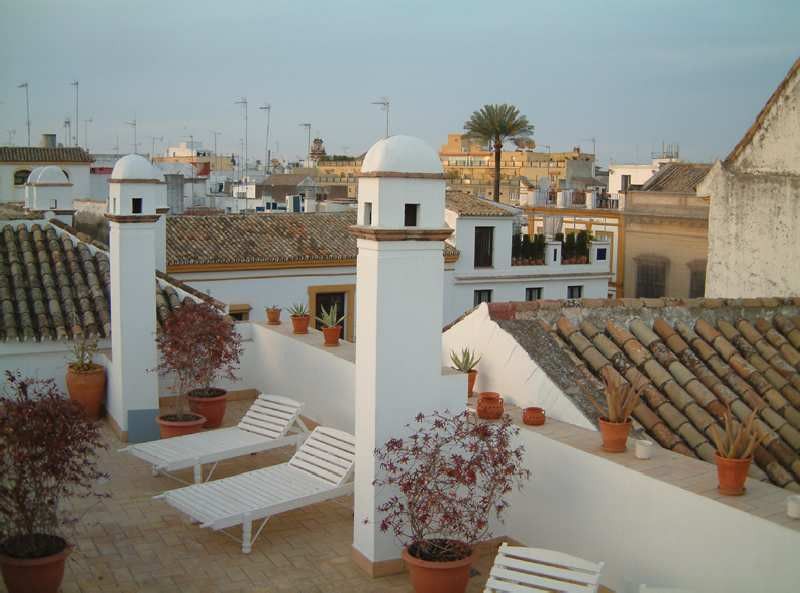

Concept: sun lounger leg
[[242, 517, 253, 554], [152, 465, 160, 477], [193, 461, 202, 484]]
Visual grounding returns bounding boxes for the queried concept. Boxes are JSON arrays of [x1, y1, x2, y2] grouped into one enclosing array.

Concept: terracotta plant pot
[[476, 391, 504, 420], [266, 308, 281, 325], [65, 364, 106, 420], [0, 542, 71, 593], [467, 370, 477, 396], [523, 406, 545, 426], [402, 545, 476, 593], [322, 325, 342, 347], [598, 417, 632, 452], [291, 314, 310, 334], [156, 414, 207, 438], [715, 453, 752, 496], [188, 388, 227, 428]]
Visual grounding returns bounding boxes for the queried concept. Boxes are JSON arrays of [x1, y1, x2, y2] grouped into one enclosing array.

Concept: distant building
[[439, 133, 596, 203], [153, 141, 233, 175], [700, 57, 800, 298], [0, 141, 92, 203], [607, 145, 681, 197]]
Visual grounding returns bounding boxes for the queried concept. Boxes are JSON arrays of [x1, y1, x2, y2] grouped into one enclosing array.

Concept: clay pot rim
[[156, 414, 206, 427], [0, 541, 72, 565], [401, 543, 476, 569], [266, 307, 281, 311], [714, 453, 753, 465], [524, 406, 544, 413], [187, 387, 227, 400], [599, 417, 632, 426], [478, 391, 500, 400], [291, 314, 310, 319], [67, 363, 104, 374]]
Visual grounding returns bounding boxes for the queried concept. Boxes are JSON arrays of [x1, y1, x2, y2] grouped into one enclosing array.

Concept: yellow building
[[439, 133, 596, 203], [315, 156, 363, 198]]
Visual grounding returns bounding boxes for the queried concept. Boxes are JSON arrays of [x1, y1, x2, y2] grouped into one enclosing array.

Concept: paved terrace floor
[[11, 399, 496, 593]]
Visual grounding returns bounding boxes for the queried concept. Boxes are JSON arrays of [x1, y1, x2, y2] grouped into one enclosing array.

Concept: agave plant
[[450, 347, 481, 373], [288, 303, 309, 317], [316, 304, 345, 328], [590, 367, 646, 423], [710, 406, 767, 460]]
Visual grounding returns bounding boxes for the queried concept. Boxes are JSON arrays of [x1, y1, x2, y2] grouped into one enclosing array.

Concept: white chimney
[[24, 166, 75, 224], [350, 136, 460, 573], [105, 154, 164, 442]]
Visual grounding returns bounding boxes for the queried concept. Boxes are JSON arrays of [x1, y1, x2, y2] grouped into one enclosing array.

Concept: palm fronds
[[709, 406, 767, 460]]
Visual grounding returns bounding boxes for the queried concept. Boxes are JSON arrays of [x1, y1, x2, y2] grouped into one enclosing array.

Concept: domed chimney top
[[111, 154, 163, 182], [361, 135, 442, 176], [27, 165, 71, 186]]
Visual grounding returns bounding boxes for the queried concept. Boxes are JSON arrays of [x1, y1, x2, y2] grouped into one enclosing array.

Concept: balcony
[[511, 232, 602, 267]]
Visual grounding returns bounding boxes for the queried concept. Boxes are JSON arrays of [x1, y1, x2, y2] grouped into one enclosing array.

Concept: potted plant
[[156, 301, 242, 431], [289, 303, 311, 334], [373, 410, 530, 593], [317, 303, 345, 347], [65, 330, 106, 420], [590, 367, 645, 452], [710, 407, 766, 495], [266, 305, 281, 325], [0, 371, 108, 593], [449, 347, 481, 396]]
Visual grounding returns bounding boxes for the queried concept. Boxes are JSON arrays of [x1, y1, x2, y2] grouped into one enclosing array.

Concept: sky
[[0, 0, 798, 166]]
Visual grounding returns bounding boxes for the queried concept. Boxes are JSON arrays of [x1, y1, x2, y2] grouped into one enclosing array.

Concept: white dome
[[361, 135, 442, 175], [29, 165, 70, 185], [111, 154, 162, 181]]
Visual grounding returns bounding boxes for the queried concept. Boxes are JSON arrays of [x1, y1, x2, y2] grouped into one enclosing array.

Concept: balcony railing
[[510, 233, 592, 266]]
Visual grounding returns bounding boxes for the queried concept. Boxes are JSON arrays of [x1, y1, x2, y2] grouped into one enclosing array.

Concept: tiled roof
[[487, 297, 800, 491], [445, 191, 515, 217], [167, 211, 459, 267], [726, 57, 800, 167], [262, 172, 318, 187], [0, 147, 93, 164], [640, 163, 712, 193], [0, 220, 218, 342]]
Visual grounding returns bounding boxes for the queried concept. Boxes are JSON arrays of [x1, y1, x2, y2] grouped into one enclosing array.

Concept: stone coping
[[468, 396, 800, 533]]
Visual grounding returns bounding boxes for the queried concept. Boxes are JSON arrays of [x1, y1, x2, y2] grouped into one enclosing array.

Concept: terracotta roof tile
[[167, 211, 458, 267], [487, 296, 800, 490], [0, 146, 93, 163], [444, 191, 515, 217], [0, 220, 217, 342]]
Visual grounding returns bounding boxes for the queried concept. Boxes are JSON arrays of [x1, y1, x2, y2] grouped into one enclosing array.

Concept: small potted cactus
[[316, 303, 345, 347], [590, 367, 645, 452], [266, 305, 281, 325], [449, 347, 481, 396], [710, 406, 766, 495], [289, 303, 311, 334]]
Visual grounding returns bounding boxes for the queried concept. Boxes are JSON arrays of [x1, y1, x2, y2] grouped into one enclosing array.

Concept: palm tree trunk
[[493, 139, 502, 202]]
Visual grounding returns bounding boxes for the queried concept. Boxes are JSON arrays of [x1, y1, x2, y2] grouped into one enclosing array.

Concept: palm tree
[[463, 104, 534, 202]]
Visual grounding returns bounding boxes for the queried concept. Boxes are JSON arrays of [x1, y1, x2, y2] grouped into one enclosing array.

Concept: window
[[620, 174, 631, 192], [474, 226, 494, 268], [363, 202, 372, 226], [308, 284, 355, 341], [404, 203, 419, 226], [567, 285, 583, 299], [688, 260, 707, 298], [13, 169, 31, 186], [636, 257, 668, 298], [596, 247, 607, 261], [49, 199, 57, 209], [473, 289, 492, 306], [131, 198, 143, 214], [61, 169, 70, 180], [526, 287, 542, 301], [228, 304, 251, 322]]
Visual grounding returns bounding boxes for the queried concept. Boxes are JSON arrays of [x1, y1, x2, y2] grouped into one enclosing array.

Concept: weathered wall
[[703, 165, 800, 297]]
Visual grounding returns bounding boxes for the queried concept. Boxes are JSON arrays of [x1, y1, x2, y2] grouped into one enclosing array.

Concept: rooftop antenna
[[17, 82, 30, 145], [70, 81, 79, 146], [7, 129, 16, 146], [234, 97, 248, 180], [299, 123, 311, 165], [113, 134, 119, 154], [83, 118, 92, 152], [149, 135, 164, 157], [63, 116, 71, 147], [210, 130, 221, 155], [125, 117, 138, 153], [371, 96, 390, 138], [258, 103, 271, 173]]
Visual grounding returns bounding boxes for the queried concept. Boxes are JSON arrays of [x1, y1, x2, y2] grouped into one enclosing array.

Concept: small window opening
[[404, 203, 419, 227], [596, 247, 607, 261], [363, 202, 373, 226], [131, 198, 143, 214]]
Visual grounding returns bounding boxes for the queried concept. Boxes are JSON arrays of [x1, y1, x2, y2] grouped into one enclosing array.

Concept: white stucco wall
[[507, 426, 800, 593], [702, 164, 800, 297], [442, 304, 594, 429], [0, 163, 90, 203]]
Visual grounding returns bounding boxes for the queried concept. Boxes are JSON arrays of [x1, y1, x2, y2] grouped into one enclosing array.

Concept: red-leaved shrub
[[373, 410, 530, 562], [0, 371, 108, 559], [155, 301, 242, 418]]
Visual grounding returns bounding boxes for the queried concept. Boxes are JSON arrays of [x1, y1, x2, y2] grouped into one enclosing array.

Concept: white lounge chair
[[122, 394, 309, 484], [484, 543, 605, 592], [154, 426, 355, 553]]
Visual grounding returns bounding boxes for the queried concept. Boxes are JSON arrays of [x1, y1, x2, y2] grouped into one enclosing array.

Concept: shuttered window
[[474, 226, 494, 268]]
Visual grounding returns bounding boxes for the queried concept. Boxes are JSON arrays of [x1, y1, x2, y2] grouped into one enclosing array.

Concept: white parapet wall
[[506, 416, 800, 593]]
